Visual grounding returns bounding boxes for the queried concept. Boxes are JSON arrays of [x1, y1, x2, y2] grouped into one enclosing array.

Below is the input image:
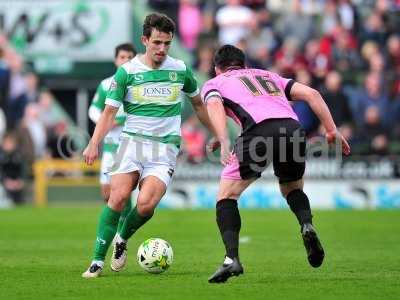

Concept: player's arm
[[83, 67, 128, 165], [183, 66, 217, 137], [89, 83, 125, 128], [290, 82, 351, 155], [189, 94, 218, 137], [205, 96, 232, 165], [84, 105, 118, 165]]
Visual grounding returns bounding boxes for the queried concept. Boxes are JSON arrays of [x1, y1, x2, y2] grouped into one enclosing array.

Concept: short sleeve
[[182, 66, 199, 97], [105, 67, 128, 107], [273, 73, 295, 101], [91, 83, 107, 110], [201, 79, 223, 104]]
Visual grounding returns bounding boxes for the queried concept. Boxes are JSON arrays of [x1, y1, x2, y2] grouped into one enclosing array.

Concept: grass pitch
[[0, 206, 399, 300]]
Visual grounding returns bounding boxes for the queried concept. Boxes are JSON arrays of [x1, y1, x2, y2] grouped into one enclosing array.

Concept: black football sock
[[216, 199, 241, 259], [286, 189, 313, 226]]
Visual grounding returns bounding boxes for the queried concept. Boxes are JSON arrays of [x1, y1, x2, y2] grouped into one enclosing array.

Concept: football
[[137, 238, 173, 274]]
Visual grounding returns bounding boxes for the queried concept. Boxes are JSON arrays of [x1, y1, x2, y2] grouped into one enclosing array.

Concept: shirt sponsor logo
[[142, 87, 172, 97], [131, 85, 180, 103]]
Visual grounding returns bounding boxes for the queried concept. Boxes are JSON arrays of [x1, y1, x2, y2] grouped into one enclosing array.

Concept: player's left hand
[[326, 131, 351, 156], [83, 141, 99, 165]]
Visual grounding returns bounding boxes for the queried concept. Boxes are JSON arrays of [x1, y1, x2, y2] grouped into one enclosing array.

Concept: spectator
[[0, 107, 5, 141], [391, 90, 400, 141], [215, 0, 254, 46], [275, 0, 315, 48], [0, 35, 10, 114], [5, 51, 28, 129], [360, 11, 387, 45], [331, 28, 361, 83], [321, 71, 354, 141], [304, 39, 331, 87], [384, 34, 400, 99], [357, 106, 389, 155], [320, 0, 340, 35], [198, 0, 218, 41], [46, 121, 76, 159], [241, 0, 266, 10], [24, 72, 40, 103], [0, 131, 26, 205], [252, 5, 272, 28], [350, 72, 391, 128], [274, 37, 306, 78], [292, 69, 319, 135], [246, 18, 276, 68], [194, 44, 215, 78], [385, 35, 400, 71], [236, 38, 264, 69], [38, 90, 68, 130], [338, 0, 357, 32], [147, 0, 179, 28], [368, 51, 385, 74], [16, 103, 47, 173], [181, 115, 207, 163], [179, 0, 202, 51], [360, 40, 380, 70]]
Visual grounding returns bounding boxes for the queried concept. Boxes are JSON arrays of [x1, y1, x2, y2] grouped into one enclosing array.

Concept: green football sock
[[117, 199, 132, 233], [93, 206, 121, 261], [119, 206, 153, 241]]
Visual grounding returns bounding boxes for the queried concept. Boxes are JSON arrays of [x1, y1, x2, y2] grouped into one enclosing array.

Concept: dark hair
[[213, 45, 245, 71], [115, 43, 136, 58], [143, 13, 175, 38]]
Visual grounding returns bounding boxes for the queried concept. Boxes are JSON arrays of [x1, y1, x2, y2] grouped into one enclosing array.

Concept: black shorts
[[230, 118, 306, 184]]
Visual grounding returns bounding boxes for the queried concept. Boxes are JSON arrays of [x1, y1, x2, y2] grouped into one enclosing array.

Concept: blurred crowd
[[149, 0, 400, 160], [1, 0, 400, 204], [0, 33, 74, 205]]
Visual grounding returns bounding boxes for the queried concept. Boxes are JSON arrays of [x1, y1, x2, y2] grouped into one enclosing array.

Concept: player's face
[[114, 50, 135, 68], [142, 29, 173, 66]]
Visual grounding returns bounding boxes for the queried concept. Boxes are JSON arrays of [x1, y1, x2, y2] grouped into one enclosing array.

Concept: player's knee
[[101, 194, 109, 203], [280, 179, 304, 198], [218, 187, 242, 201], [136, 200, 156, 216], [108, 188, 130, 211], [218, 191, 240, 201], [101, 187, 110, 203]]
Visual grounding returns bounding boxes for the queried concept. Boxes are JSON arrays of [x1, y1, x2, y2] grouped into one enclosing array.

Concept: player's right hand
[[83, 141, 98, 165], [220, 141, 234, 166], [326, 131, 351, 156]]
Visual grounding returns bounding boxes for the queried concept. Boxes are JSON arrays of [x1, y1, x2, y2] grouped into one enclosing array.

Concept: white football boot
[[111, 241, 128, 272], [82, 262, 103, 278]]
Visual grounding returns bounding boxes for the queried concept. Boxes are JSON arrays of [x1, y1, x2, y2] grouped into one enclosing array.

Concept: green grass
[[0, 207, 399, 300]]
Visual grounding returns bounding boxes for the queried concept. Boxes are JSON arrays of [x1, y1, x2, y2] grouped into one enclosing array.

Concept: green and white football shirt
[[89, 76, 126, 153], [105, 55, 199, 148]]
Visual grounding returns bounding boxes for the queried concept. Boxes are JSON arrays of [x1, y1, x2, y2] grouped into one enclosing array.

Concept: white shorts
[[100, 151, 114, 185], [108, 137, 179, 188]]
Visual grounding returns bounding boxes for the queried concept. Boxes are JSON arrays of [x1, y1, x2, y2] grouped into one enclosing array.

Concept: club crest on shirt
[[169, 72, 177, 81]]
